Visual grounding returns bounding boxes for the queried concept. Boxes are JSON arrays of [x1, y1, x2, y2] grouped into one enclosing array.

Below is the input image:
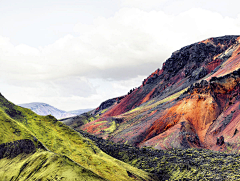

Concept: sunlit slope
[[0, 139, 106, 181], [0, 93, 157, 181], [0, 151, 105, 181]]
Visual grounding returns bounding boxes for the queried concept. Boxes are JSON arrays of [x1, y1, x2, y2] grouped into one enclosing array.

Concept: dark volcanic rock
[[162, 36, 238, 80], [190, 67, 208, 80], [216, 136, 224, 146], [95, 96, 125, 113], [95, 98, 116, 113], [0, 139, 37, 159]]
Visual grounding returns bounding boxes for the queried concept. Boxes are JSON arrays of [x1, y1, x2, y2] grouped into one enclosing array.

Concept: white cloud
[[120, 0, 167, 11], [1, 7, 240, 110], [15, 44, 40, 56], [120, 0, 240, 18]]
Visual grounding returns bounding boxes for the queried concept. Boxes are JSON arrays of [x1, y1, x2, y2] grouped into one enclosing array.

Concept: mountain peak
[[19, 102, 75, 119]]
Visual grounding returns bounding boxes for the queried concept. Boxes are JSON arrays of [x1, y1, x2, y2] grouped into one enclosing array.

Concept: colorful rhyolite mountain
[[67, 35, 240, 153], [19, 102, 91, 119]]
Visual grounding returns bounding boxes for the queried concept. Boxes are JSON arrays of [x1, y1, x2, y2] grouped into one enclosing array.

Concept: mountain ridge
[[63, 35, 240, 153], [19, 102, 91, 119]]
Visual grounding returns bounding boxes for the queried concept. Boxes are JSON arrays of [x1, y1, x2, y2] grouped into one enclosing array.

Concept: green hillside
[[0, 151, 105, 181], [0, 93, 157, 181], [0, 139, 106, 181]]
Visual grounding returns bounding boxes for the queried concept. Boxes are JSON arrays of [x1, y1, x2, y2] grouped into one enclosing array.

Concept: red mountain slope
[[80, 35, 240, 153]]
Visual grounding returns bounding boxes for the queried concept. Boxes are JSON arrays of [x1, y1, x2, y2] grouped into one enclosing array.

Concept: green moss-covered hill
[[79, 130, 240, 180], [0, 93, 157, 181], [0, 139, 106, 181]]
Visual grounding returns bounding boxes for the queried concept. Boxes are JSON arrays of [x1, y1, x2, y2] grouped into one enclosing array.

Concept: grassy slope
[[0, 109, 34, 143], [0, 150, 106, 181], [0, 94, 156, 181]]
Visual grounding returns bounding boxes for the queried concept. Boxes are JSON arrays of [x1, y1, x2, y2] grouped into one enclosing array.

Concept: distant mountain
[[67, 108, 92, 115], [18, 102, 76, 119]]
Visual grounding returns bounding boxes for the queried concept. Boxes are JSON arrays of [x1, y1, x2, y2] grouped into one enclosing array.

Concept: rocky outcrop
[[216, 136, 224, 146], [0, 139, 37, 159], [95, 96, 125, 114], [162, 36, 238, 80]]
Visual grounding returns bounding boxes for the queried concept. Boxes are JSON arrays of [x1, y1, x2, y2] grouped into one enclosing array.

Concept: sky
[[1, 0, 240, 111]]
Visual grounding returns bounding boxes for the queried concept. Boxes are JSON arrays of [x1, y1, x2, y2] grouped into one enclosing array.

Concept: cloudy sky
[[1, 0, 240, 111]]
